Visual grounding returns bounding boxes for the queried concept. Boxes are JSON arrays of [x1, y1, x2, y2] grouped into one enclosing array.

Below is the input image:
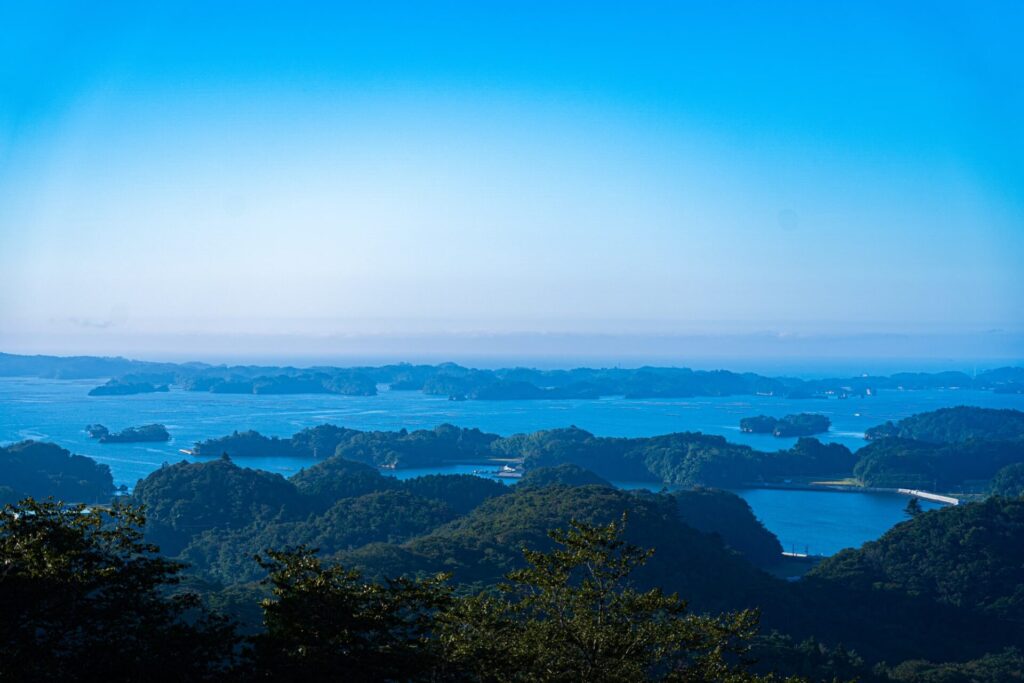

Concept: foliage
[[883, 648, 1024, 682], [334, 423, 500, 468], [853, 436, 1024, 489], [740, 414, 830, 437], [439, 517, 783, 682], [749, 633, 872, 682], [131, 455, 305, 555], [518, 464, 613, 488], [740, 416, 779, 434], [290, 455, 398, 506], [806, 496, 1024, 627], [246, 547, 452, 681], [192, 430, 297, 458], [736, 497, 1024, 667], [184, 371, 377, 396], [0, 498, 236, 681], [401, 473, 509, 514], [991, 463, 1024, 498], [91, 423, 171, 443], [508, 428, 855, 487], [864, 406, 1024, 443], [672, 487, 783, 567], [341, 485, 779, 617], [0, 440, 113, 503], [191, 421, 858, 489], [180, 490, 458, 584]]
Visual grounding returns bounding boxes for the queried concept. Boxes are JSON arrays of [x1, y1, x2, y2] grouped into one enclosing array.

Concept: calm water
[[2, 377, 1020, 555]]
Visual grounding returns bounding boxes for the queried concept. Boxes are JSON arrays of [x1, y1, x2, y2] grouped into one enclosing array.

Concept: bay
[[2, 377, 1020, 555]]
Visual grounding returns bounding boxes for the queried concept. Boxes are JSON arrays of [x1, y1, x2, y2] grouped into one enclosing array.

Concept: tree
[[991, 463, 1024, 498], [440, 516, 790, 682], [904, 498, 924, 518], [0, 498, 237, 681], [246, 547, 453, 681]]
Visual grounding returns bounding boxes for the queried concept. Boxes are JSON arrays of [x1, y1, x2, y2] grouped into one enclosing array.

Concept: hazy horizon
[[2, 3, 1022, 360], [2, 330, 1021, 379]]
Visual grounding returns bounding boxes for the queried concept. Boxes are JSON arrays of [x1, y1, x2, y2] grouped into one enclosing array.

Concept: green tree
[[247, 547, 453, 681], [904, 497, 924, 518], [991, 463, 1024, 498], [440, 516, 790, 682], [0, 498, 237, 681]]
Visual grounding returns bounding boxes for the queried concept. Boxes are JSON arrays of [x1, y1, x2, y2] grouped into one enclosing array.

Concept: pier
[[897, 489, 960, 505]]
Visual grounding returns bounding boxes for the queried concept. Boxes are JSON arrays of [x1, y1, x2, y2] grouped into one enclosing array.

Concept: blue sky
[[1, 2, 1022, 362]]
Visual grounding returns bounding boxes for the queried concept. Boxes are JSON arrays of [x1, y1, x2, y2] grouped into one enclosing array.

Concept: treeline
[[188, 406, 1024, 491], [132, 455, 781, 585], [4, 352, 1022, 400], [854, 407, 1024, 490], [865, 406, 1024, 442], [86, 423, 171, 443], [0, 499, 796, 682], [5, 488, 1024, 681], [189, 422, 858, 485], [125, 447, 1024, 671], [0, 440, 113, 504], [740, 414, 831, 437]]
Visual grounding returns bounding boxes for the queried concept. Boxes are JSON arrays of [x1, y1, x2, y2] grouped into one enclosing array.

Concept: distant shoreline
[[2, 351, 1021, 402]]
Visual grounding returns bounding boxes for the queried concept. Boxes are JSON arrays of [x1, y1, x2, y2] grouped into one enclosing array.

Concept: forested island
[[854, 406, 1024, 490], [181, 406, 1024, 495], [86, 423, 171, 443], [864, 405, 1024, 442], [87, 378, 170, 396], [188, 423, 857, 486], [3, 352, 1022, 401], [740, 413, 831, 437]]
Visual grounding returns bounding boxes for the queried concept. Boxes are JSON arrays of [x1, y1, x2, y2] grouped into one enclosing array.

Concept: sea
[[3, 377, 1023, 556]]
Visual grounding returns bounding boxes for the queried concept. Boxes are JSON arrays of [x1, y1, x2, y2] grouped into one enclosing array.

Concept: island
[[864, 405, 1024, 442], [181, 372, 377, 396], [1, 352, 1018, 402], [86, 423, 171, 443], [87, 379, 170, 396], [739, 413, 831, 437], [854, 407, 1024, 489]]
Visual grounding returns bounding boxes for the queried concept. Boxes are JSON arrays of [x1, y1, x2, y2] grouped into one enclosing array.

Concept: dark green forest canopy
[[129, 456, 781, 587], [0, 440, 113, 503], [87, 423, 171, 443], [2, 500, 799, 682], [855, 407, 1024, 489], [991, 463, 1024, 498], [853, 436, 1024, 488], [864, 406, 1024, 443], [189, 423, 858, 487], [794, 497, 1024, 664], [5, 492, 1024, 681], [0, 500, 237, 681], [183, 408, 1024, 491], [740, 413, 831, 437], [132, 456, 307, 555], [809, 496, 1024, 619]]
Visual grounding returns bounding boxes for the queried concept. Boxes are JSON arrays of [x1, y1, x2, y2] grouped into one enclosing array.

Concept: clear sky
[[1, 2, 1022, 364]]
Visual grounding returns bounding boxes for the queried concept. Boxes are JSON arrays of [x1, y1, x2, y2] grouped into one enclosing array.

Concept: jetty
[[898, 489, 960, 505]]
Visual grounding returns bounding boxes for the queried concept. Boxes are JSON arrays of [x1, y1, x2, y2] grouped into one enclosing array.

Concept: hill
[[0, 441, 113, 503]]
